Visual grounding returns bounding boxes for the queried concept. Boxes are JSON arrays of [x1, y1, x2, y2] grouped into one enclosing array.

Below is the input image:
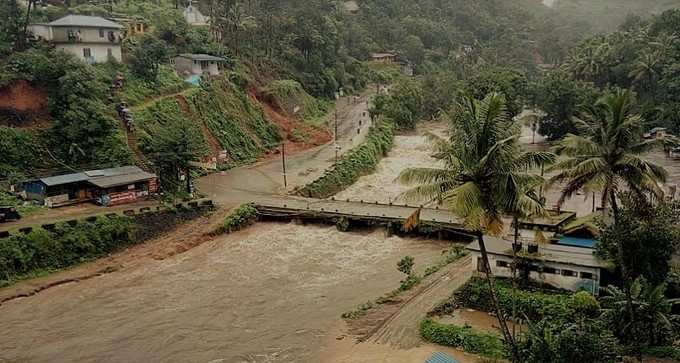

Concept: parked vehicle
[[0, 207, 21, 223]]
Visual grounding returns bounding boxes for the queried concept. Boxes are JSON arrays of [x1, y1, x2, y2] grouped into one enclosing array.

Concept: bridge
[[251, 195, 472, 237]]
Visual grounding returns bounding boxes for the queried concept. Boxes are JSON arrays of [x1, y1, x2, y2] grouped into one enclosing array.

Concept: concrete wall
[[28, 24, 52, 40], [471, 251, 601, 293], [174, 57, 220, 76], [56, 43, 122, 63]]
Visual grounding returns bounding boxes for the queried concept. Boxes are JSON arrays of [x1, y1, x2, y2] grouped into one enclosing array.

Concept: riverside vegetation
[[295, 119, 394, 198]]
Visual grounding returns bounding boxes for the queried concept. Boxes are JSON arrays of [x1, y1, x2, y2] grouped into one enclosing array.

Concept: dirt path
[[346, 255, 474, 348]]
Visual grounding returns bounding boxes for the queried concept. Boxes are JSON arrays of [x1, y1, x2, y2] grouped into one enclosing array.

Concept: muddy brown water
[[0, 223, 455, 363]]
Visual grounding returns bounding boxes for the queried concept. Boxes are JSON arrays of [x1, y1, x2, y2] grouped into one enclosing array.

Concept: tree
[[597, 194, 680, 286], [149, 116, 208, 194], [463, 67, 529, 119], [132, 35, 169, 81], [371, 78, 424, 129], [549, 89, 669, 353], [403, 34, 425, 68], [398, 93, 553, 362], [534, 72, 599, 141], [519, 318, 620, 363], [601, 277, 680, 347]]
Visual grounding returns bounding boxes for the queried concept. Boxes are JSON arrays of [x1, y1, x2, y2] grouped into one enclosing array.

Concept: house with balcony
[[28, 15, 123, 64]]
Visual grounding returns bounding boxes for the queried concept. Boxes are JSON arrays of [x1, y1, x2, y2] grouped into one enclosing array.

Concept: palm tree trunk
[[610, 190, 640, 361], [476, 231, 520, 362], [511, 216, 520, 340]]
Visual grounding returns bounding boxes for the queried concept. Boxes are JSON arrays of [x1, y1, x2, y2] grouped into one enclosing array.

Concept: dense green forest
[[1, 0, 679, 185]]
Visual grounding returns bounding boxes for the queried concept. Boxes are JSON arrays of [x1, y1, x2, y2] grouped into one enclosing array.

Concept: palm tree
[[549, 89, 668, 350], [601, 277, 679, 347], [398, 93, 553, 362], [549, 89, 667, 217]]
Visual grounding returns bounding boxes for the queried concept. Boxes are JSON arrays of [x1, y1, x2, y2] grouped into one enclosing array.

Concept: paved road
[[1, 90, 375, 232], [197, 90, 375, 206]]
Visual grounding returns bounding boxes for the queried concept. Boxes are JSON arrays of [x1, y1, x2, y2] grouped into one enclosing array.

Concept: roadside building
[[112, 17, 150, 37], [22, 166, 157, 208], [28, 15, 123, 63], [174, 53, 227, 77], [467, 236, 607, 293], [371, 52, 397, 64]]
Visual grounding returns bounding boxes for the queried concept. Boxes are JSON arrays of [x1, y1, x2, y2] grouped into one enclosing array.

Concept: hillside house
[[371, 52, 397, 64], [22, 166, 157, 208], [174, 54, 226, 76], [644, 127, 669, 140], [28, 15, 123, 63], [467, 237, 607, 294]]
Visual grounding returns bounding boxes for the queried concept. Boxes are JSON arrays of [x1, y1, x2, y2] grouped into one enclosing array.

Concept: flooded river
[[0, 224, 451, 363], [0, 123, 457, 363], [335, 123, 446, 204]]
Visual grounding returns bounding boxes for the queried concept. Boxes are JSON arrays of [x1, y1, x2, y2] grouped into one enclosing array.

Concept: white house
[[29, 15, 123, 64], [174, 54, 226, 76], [183, 1, 210, 27], [467, 236, 607, 294]]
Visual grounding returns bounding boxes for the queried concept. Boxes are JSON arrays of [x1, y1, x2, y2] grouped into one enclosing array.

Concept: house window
[[542, 266, 558, 274], [496, 261, 509, 268], [561, 269, 576, 277], [580, 272, 596, 280], [193, 60, 197, 64], [99, 28, 105, 37], [83, 48, 92, 58]]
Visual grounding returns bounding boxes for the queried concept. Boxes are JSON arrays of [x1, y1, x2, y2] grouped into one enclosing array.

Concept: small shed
[[174, 54, 227, 76], [22, 166, 157, 208], [23, 172, 90, 207]]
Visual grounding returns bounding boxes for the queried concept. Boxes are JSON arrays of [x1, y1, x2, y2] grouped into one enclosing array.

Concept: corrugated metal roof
[[48, 15, 123, 29], [34, 166, 155, 189], [425, 352, 459, 363], [178, 53, 226, 61], [39, 172, 89, 187], [88, 167, 156, 189]]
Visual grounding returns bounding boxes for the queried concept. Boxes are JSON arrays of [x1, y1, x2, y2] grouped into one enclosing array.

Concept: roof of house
[[87, 166, 156, 189], [30, 166, 155, 189], [371, 52, 396, 58], [39, 173, 89, 187], [178, 53, 226, 61], [466, 236, 608, 268], [48, 15, 123, 29]]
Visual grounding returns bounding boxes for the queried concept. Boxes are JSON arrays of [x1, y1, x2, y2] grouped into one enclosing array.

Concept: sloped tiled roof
[[48, 15, 123, 29]]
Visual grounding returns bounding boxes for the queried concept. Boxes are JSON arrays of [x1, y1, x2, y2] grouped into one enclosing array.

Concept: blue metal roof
[[425, 352, 459, 363]]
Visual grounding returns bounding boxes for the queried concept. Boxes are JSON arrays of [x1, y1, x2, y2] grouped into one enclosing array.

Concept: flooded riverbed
[[0, 223, 453, 363], [335, 123, 446, 204]]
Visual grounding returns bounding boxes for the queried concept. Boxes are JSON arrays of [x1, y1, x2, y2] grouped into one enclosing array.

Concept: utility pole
[[334, 108, 339, 162], [281, 142, 287, 189]]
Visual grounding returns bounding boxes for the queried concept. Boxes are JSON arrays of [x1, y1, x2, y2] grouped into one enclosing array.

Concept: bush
[[295, 120, 394, 198], [213, 204, 259, 235], [454, 277, 573, 322], [420, 319, 506, 358], [0, 216, 134, 285]]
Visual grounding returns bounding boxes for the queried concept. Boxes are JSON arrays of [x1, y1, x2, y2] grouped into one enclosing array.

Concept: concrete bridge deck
[[252, 195, 469, 233]]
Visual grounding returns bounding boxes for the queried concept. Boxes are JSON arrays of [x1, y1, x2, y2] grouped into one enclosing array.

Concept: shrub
[[454, 277, 572, 322], [295, 120, 394, 198], [213, 204, 259, 235], [0, 216, 134, 285], [397, 256, 414, 275], [420, 319, 506, 358]]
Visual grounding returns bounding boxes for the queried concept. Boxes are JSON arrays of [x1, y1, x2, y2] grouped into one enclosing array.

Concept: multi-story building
[[29, 15, 123, 64]]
